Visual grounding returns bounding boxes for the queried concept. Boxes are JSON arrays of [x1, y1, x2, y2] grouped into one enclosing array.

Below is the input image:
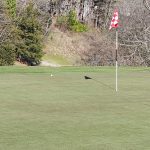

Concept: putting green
[[0, 66, 149, 150]]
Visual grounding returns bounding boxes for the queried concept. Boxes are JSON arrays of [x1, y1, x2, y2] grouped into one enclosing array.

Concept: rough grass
[[42, 54, 70, 66], [0, 66, 150, 150], [43, 27, 106, 65]]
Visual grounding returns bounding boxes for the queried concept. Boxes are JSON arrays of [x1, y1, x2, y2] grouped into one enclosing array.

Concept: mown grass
[[0, 66, 150, 150]]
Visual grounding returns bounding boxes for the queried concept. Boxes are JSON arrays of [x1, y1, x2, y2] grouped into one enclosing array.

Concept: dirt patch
[[40, 61, 61, 67]]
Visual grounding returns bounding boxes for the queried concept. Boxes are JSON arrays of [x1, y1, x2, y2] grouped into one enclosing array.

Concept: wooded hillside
[[0, 0, 150, 66]]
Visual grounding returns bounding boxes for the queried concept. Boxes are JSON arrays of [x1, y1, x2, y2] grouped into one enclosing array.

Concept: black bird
[[84, 76, 92, 79]]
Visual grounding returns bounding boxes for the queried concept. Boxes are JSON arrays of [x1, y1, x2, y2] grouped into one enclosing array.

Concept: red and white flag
[[109, 10, 119, 30]]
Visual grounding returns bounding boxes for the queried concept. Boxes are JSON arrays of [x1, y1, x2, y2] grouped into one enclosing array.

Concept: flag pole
[[109, 9, 119, 91], [115, 29, 118, 92]]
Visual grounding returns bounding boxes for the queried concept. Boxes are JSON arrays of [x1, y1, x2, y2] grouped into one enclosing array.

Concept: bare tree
[[143, 0, 150, 11], [118, 0, 150, 66], [0, 0, 12, 44]]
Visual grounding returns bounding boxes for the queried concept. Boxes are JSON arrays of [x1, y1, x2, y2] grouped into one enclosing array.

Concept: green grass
[[0, 66, 150, 150]]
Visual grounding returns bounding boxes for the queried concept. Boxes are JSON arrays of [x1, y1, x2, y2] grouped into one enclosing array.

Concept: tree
[[143, 0, 150, 11], [117, 0, 150, 66], [16, 2, 43, 66], [0, 0, 16, 65], [6, 0, 16, 18]]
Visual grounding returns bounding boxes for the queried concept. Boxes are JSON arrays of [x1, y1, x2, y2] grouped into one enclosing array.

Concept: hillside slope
[[42, 25, 115, 66]]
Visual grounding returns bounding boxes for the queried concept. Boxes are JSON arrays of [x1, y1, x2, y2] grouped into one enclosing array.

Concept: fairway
[[0, 66, 150, 150]]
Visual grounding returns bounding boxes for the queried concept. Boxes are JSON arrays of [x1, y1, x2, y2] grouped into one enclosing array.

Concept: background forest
[[0, 0, 150, 66]]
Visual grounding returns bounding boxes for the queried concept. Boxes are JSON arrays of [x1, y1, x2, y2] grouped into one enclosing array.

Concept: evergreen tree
[[0, 43, 16, 66], [16, 2, 43, 65], [6, 0, 16, 18]]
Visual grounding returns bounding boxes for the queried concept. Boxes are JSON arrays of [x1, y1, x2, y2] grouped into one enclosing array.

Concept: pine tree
[[16, 2, 43, 66], [6, 0, 16, 18]]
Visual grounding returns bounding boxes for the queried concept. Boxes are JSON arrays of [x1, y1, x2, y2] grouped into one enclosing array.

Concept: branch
[[143, 0, 150, 11], [0, 27, 7, 38], [120, 43, 140, 47]]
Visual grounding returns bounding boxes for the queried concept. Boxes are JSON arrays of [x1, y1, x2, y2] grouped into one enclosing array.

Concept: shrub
[[6, 0, 16, 18], [56, 10, 88, 32], [70, 22, 88, 32], [0, 43, 16, 66], [68, 10, 88, 32]]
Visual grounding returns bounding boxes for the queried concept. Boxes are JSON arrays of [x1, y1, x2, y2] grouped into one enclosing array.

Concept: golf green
[[0, 66, 149, 150]]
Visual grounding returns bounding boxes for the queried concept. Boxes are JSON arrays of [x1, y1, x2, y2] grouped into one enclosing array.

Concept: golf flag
[[109, 9, 119, 92], [109, 10, 119, 30]]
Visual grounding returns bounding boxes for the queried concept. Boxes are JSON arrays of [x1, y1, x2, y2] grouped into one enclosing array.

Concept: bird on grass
[[84, 76, 92, 79]]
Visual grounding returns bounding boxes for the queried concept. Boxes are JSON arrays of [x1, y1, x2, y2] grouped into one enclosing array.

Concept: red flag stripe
[[109, 10, 119, 30]]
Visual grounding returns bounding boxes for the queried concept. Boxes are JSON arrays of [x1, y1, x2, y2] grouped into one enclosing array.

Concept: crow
[[84, 76, 92, 79]]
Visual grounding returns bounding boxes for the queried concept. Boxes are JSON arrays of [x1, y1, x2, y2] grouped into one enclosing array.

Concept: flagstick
[[115, 29, 118, 92]]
